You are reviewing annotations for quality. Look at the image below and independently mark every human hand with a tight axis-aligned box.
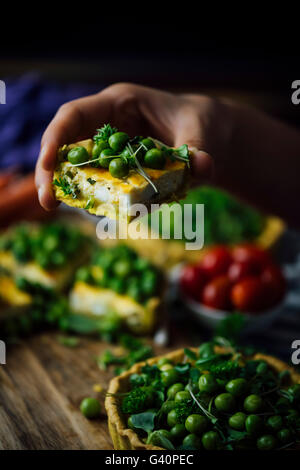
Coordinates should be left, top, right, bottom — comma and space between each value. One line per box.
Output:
35, 83, 233, 210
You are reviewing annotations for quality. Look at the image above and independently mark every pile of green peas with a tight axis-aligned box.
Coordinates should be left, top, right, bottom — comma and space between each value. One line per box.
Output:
125, 354, 300, 451
67, 133, 168, 179
1, 223, 87, 270
76, 244, 161, 303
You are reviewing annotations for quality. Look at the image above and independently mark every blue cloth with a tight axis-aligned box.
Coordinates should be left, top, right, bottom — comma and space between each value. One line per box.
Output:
0, 74, 101, 170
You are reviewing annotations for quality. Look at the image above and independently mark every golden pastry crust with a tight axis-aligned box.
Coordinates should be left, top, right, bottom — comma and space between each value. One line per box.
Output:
105, 348, 300, 450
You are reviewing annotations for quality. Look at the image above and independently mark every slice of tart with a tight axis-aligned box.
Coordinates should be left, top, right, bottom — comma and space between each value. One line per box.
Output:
69, 244, 163, 334
53, 125, 191, 222
0, 222, 91, 292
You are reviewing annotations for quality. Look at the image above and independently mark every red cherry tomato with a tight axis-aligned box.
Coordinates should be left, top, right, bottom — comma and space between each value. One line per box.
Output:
228, 261, 257, 284
231, 276, 267, 312
201, 246, 232, 278
261, 264, 286, 306
201, 275, 232, 310
231, 244, 270, 273
180, 264, 207, 299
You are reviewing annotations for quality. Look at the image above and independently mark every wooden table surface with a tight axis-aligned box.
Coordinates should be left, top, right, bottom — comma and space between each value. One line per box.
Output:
0, 332, 170, 450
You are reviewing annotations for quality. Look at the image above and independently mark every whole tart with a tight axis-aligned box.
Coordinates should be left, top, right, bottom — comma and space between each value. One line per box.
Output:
105, 348, 300, 450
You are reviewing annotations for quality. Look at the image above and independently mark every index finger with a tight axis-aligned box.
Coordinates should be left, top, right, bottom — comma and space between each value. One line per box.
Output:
38, 92, 112, 172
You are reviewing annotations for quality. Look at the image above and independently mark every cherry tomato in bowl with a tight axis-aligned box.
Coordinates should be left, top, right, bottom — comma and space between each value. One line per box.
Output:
261, 264, 286, 307
231, 276, 267, 312
228, 261, 258, 284
201, 246, 232, 278
180, 264, 207, 300
231, 244, 270, 273
201, 275, 232, 310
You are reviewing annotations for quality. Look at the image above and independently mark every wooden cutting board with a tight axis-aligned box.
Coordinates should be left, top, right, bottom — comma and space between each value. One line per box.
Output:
0, 332, 169, 450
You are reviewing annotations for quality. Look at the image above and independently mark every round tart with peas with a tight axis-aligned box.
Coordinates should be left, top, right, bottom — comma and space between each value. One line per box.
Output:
105, 343, 300, 450
53, 124, 191, 221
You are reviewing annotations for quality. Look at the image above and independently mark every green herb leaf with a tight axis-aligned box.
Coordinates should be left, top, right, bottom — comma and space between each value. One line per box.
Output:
87, 178, 96, 185
93, 124, 118, 143
53, 177, 79, 199
184, 348, 197, 361
131, 411, 156, 433
147, 431, 175, 450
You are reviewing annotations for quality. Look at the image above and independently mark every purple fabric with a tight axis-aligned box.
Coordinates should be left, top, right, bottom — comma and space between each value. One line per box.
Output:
0, 74, 101, 170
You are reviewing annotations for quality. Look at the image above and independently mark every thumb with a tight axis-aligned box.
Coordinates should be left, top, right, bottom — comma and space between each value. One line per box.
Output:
174, 125, 213, 183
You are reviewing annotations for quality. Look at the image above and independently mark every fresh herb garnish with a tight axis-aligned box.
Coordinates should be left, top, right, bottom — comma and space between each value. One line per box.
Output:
53, 177, 80, 199
87, 178, 96, 185
93, 123, 118, 144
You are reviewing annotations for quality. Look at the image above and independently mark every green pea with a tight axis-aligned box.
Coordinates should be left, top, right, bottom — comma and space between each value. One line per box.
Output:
80, 397, 101, 419
99, 148, 116, 168
68, 146, 89, 164
92, 140, 109, 158
214, 393, 235, 412
141, 138, 156, 151
108, 132, 129, 152
157, 357, 172, 367
244, 394, 263, 413
113, 259, 132, 278
144, 148, 166, 169
245, 414, 263, 435
161, 401, 176, 414
134, 257, 151, 272
277, 428, 292, 444
182, 433, 202, 449
167, 409, 178, 427
141, 270, 158, 296
225, 378, 247, 397
126, 283, 142, 303
170, 424, 186, 442
266, 415, 283, 432
167, 383, 184, 400
174, 391, 190, 403
228, 412, 246, 431
76, 267, 92, 283
160, 364, 173, 371
202, 431, 219, 450
185, 414, 208, 435
198, 374, 218, 394
109, 158, 129, 178
257, 435, 277, 451
161, 369, 179, 387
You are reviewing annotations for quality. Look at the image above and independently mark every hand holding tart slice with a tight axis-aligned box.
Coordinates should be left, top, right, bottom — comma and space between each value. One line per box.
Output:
53, 124, 191, 222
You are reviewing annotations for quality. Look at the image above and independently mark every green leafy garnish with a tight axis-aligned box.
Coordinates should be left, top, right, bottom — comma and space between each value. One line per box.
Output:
131, 411, 156, 433
87, 178, 96, 185
93, 123, 118, 144
53, 177, 80, 199
122, 387, 153, 414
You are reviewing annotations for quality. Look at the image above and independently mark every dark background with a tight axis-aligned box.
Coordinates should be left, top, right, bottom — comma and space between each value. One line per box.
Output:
1, 14, 300, 125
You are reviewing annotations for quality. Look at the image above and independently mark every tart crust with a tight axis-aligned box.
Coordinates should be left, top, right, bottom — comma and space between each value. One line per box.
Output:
105, 348, 300, 450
